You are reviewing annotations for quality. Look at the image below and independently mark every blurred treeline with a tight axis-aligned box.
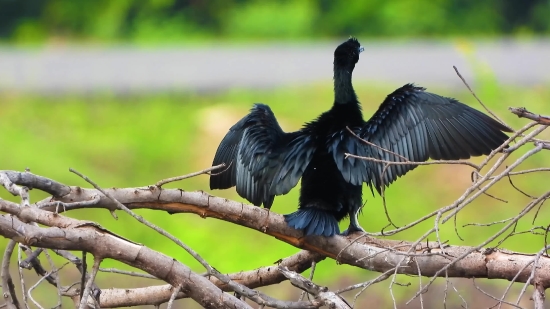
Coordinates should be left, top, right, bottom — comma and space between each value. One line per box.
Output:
1, 0, 550, 44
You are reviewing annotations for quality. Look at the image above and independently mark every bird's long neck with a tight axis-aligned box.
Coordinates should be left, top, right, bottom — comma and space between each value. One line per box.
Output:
333, 65, 358, 104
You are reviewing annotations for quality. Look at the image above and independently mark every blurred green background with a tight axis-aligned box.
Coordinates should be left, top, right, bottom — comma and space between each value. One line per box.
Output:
1, 1, 549, 308
1, 0, 550, 44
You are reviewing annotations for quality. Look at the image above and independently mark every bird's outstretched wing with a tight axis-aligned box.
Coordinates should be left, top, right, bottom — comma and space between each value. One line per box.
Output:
210, 104, 315, 208
335, 84, 512, 193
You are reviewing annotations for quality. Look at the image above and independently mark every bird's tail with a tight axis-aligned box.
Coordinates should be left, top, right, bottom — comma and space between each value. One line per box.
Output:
284, 208, 339, 237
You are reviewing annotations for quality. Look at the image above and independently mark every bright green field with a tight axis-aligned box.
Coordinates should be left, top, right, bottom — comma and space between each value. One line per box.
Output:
1, 81, 549, 307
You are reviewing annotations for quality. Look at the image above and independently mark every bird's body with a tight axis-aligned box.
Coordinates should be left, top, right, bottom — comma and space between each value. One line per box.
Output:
288, 101, 365, 236
210, 38, 511, 237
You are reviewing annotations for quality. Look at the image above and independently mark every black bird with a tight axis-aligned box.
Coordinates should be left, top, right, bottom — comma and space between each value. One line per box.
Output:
210, 37, 511, 237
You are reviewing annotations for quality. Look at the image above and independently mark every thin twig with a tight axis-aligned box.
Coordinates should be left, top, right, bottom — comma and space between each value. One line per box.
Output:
345, 153, 480, 169
477, 121, 537, 171
532, 198, 549, 225
501, 168, 550, 177
70, 168, 215, 272
298, 261, 316, 301
415, 259, 424, 309
448, 279, 468, 308
345, 127, 410, 162
28, 263, 69, 309
453, 208, 464, 241
349, 269, 394, 308
434, 211, 448, 256
410, 187, 550, 303
166, 284, 183, 309
502, 125, 548, 154
156, 164, 225, 187
1, 240, 20, 309
70, 168, 307, 309
77, 257, 101, 309
475, 184, 509, 203
19, 248, 44, 270
507, 172, 537, 199
497, 254, 536, 309
453, 66, 512, 130
443, 270, 449, 309
18, 246, 58, 288
515, 245, 550, 307
42, 250, 62, 308
472, 278, 522, 309
442, 143, 544, 224
50, 250, 100, 301
16, 246, 29, 309
379, 164, 398, 229
365, 207, 441, 237
509, 107, 550, 125
337, 268, 395, 294
463, 217, 514, 228
278, 267, 347, 308
37, 196, 100, 212
99, 267, 158, 279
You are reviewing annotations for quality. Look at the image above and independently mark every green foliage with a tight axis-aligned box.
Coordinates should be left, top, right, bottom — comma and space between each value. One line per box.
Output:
224, 1, 317, 39
1, 0, 550, 44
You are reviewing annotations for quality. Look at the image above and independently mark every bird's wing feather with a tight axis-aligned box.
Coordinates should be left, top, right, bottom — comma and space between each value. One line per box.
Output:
210, 104, 315, 208
336, 84, 511, 193
329, 128, 371, 186
209, 116, 246, 191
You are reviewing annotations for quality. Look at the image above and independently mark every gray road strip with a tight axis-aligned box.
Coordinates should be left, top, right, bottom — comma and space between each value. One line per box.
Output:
0, 39, 547, 93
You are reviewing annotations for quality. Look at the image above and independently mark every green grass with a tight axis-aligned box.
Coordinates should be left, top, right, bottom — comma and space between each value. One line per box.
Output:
1, 82, 549, 307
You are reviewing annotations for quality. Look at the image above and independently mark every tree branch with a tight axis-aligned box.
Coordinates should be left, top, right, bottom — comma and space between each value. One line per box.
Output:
2, 125, 550, 309
2, 171, 70, 198
1, 241, 20, 309
509, 107, 550, 125
0, 171, 548, 288
57, 250, 324, 307
0, 201, 251, 309
279, 267, 351, 309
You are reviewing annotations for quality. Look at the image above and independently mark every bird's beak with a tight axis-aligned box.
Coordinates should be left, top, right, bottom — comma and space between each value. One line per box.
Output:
359, 46, 365, 53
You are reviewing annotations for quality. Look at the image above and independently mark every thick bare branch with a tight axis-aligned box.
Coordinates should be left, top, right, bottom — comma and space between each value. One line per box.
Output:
61, 250, 323, 307
2, 150, 550, 309
2, 171, 71, 197
68, 168, 315, 309
1, 175, 546, 288
0, 201, 251, 309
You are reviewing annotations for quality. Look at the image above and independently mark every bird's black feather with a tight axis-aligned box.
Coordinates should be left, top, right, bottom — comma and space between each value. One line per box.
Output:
343, 84, 512, 193
210, 38, 511, 236
210, 103, 315, 208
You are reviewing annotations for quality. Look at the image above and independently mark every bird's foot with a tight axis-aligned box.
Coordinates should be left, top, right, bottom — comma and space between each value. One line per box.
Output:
342, 209, 366, 236
341, 224, 366, 236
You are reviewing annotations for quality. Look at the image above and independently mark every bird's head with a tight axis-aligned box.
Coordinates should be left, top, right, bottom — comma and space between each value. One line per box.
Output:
334, 37, 364, 68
